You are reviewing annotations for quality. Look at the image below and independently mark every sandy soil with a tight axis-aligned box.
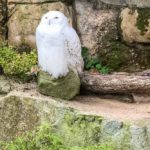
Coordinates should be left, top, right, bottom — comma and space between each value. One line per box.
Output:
67, 95, 150, 121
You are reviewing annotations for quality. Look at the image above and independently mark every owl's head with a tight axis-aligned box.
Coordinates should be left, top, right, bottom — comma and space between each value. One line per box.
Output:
41, 11, 68, 26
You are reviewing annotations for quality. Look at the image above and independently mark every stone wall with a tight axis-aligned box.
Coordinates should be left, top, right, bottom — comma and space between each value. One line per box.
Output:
99, 0, 150, 8
7, 0, 73, 48
0, 0, 150, 72
0, 0, 7, 42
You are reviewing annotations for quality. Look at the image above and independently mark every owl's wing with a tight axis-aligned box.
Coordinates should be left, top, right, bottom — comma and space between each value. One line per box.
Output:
63, 26, 84, 73
36, 26, 46, 69
36, 26, 44, 52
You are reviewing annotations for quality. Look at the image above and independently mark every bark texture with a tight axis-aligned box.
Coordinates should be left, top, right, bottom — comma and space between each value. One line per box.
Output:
80, 72, 150, 95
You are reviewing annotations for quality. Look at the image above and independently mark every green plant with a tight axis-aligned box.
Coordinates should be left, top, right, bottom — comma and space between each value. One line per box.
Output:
0, 124, 115, 150
70, 144, 115, 150
0, 124, 65, 150
0, 44, 38, 81
82, 47, 110, 74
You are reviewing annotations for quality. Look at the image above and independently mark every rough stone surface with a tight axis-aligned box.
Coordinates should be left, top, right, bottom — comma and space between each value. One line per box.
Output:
0, 94, 149, 149
130, 125, 150, 150
0, 96, 39, 141
8, 2, 73, 48
8, 0, 73, 5
0, 76, 11, 94
38, 70, 80, 100
95, 6, 150, 72
0, 0, 7, 42
99, 0, 150, 8
101, 120, 123, 136
120, 8, 150, 44
133, 94, 150, 103
75, 0, 118, 54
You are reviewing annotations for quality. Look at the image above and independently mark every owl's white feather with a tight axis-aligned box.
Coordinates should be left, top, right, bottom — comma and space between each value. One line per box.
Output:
63, 26, 84, 73
36, 11, 83, 78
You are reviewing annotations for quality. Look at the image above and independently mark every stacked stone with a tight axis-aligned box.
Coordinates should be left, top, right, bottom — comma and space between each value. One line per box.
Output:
75, 0, 150, 72
100, 0, 150, 8
0, 0, 7, 42
1, 0, 150, 72
7, 0, 73, 48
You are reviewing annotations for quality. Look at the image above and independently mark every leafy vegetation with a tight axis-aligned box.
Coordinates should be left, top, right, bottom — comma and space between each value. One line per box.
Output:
82, 47, 110, 74
0, 44, 38, 81
0, 124, 115, 150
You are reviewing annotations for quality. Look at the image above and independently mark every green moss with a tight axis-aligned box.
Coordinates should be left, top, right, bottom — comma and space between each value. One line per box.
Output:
0, 95, 149, 150
99, 42, 130, 71
115, 125, 131, 150
98, 19, 131, 71
38, 70, 80, 100
0, 123, 115, 150
55, 111, 103, 147
136, 8, 150, 35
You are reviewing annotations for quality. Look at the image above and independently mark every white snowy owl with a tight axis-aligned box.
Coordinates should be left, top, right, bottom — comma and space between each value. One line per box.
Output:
36, 11, 84, 78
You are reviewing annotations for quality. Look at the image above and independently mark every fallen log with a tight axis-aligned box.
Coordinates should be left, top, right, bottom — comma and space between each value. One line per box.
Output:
80, 72, 150, 95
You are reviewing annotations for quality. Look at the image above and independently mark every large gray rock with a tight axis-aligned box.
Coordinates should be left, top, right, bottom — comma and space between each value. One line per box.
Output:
0, 93, 149, 149
130, 125, 150, 150
75, 0, 118, 54
37, 70, 80, 100
0, 76, 11, 94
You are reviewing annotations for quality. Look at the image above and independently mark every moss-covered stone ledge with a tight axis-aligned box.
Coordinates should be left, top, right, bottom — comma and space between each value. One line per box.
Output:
0, 94, 149, 149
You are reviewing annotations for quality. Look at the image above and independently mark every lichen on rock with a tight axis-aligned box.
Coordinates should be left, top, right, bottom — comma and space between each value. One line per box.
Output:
120, 7, 150, 43
37, 70, 80, 100
0, 94, 149, 149
136, 8, 150, 35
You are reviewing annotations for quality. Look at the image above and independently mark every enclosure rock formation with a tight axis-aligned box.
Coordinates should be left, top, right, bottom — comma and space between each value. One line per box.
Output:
0, 0, 150, 71
99, 0, 150, 7
0, 91, 149, 149
75, 0, 118, 55
7, 0, 73, 48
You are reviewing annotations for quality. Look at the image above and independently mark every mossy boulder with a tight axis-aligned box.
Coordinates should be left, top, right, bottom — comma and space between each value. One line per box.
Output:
0, 94, 150, 149
37, 70, 80, 100
120, 7, 150, 44
97, 7, 150, 72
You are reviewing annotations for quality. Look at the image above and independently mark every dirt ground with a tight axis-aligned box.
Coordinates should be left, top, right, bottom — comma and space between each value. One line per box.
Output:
67, 95, 150, 121
7, 82, 150, 122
